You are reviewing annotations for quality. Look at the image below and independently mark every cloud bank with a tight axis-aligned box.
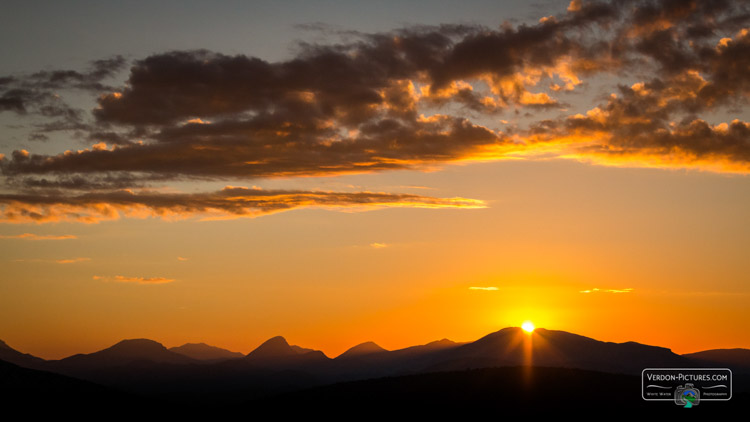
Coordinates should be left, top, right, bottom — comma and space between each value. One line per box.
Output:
1, 0, 748, 224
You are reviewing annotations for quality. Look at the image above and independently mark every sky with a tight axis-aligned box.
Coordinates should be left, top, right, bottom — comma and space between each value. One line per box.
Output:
1, 0, 749, 359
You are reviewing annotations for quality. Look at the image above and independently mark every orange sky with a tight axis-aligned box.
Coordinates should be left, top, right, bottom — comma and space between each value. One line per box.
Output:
1, 0, 749, 360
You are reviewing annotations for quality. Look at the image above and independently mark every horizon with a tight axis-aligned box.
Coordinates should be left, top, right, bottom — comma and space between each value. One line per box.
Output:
2, 324, 744, 360
1, 0, 749, 363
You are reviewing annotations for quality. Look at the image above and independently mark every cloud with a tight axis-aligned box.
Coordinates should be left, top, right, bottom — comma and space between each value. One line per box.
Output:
0, 186, 485, 224
13, 257, 90, 264
580, 288, 634, 294
469, 286, 499, 291
55, 257, 91, 264
523, 79, 750, 172
177, 256, 188, 261
0, 56, 127, 140
1, 113, 506, 180
370, 242, 388, 248
0, 233, 77, 240
95, 275, 175, 284
0, 0, 748, 215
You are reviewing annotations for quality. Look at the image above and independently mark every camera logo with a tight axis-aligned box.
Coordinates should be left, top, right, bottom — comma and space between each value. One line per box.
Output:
675, 383, 700, 408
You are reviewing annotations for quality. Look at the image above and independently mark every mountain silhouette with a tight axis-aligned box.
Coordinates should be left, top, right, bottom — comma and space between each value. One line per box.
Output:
337, 341, 387, 359
0, 339, 46, 370
290, 345, 316, 354
8, 327, 747, 407
683, 348, 750, 372
244, 336, 329, 363
425, 327, 689, 374
50, 338, 196, 377
245, 336, 298, 360
170, 343, 244, 361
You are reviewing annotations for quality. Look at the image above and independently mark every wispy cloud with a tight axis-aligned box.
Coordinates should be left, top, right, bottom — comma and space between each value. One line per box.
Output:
469, 286, 499, 291
580, 288, 634, 294
0, 233, 77, 240
370, 243, 388, 249
94, 275, 176, 284
14, 257, 90, 264
177, 256, 188, 261
0, 187, 485, 224
55, 257, 91, 264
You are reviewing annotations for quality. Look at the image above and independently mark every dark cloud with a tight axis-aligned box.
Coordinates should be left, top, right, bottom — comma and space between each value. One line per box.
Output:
9, 173, 150, 191
1, 0, 749, 223
2, 114, 504, 178
0, 56, 127, 137
26, 55, 127, 92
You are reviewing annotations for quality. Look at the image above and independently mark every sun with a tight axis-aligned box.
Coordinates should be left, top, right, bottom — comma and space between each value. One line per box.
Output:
522, 321, 535, 333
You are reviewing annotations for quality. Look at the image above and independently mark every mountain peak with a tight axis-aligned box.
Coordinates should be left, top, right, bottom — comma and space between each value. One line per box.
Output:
169, 343, 244, 361
0, 339, 10, 350
246, 336, 296, 360
57, 338, 193, 366
338, 341, 387, 359
108, 338, 168, 354
428, 338, 455, 346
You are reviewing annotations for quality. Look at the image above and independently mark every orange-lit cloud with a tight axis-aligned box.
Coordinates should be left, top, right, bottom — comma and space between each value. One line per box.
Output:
469, 286, 499, 291
1, 0, 748, 213
0, 187, 486, 224
580, 288, 634, 294
94, 275, 176, 284
14, 257, 90, 264
55, 257, 91, 264
0, 233, 77, 240
370, 243, 388, 249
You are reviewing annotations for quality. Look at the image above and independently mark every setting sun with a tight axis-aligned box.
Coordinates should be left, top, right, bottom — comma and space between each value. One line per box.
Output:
522, 321, 535, 333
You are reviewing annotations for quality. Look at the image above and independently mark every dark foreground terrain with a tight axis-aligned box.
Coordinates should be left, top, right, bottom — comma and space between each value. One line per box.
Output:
3, 359, 745, 416
257, 366, 747, 415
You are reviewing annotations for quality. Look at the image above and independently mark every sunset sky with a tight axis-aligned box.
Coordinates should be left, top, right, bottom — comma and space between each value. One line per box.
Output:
1, 0, 749, 360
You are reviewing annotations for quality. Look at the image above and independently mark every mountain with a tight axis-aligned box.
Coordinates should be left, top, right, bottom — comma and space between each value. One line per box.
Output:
336, 341, 387, 359
324, 338, 461, 382
18, 327, 744, 406
390, 338, 460, 356
51, 338, 196, 373
244, 336, 328, 363
683, 348, 750, 372
425, 327, 689, 375
0, 339, 46, 370
245, 336, 298, 360
170, 343, 244, 361
290, 345, 317, 354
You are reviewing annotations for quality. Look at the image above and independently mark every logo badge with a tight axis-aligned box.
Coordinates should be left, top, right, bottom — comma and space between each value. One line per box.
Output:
674, 383, 700, 408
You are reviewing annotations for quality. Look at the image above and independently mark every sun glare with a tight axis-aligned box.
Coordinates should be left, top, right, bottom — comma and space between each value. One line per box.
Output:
522, 321, 535, 333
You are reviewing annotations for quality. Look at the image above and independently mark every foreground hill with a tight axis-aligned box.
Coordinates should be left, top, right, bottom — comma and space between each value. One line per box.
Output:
12, 357, 745, 414
0, 358, 161, 414
256, 366, 748, 414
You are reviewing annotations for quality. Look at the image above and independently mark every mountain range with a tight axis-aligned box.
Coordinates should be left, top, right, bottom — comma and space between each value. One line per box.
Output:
1, 327, 747, 408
